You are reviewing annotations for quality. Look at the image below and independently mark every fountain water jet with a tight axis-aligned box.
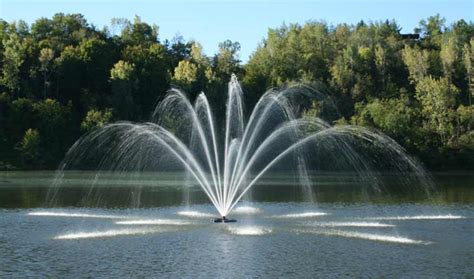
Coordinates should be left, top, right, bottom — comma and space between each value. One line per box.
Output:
48, 75, 433, 220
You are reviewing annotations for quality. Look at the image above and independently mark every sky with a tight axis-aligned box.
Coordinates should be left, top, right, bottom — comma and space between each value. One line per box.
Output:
0, 0, 472, 62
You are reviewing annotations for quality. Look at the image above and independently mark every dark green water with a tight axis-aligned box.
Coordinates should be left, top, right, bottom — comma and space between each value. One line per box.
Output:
0, 171, 473, 208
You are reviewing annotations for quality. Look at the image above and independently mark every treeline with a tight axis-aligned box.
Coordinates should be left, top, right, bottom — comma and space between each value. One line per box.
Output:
0, 14, 472, 170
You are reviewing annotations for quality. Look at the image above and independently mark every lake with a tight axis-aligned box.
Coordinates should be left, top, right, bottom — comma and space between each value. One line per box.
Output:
0, 171, 473, 277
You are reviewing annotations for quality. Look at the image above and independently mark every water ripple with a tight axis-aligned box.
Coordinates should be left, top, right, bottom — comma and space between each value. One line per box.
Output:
274, 212, 328, 218
54, 228, 160, 240
302, 229, 431, 245
116, 219, 192, 225
367, 215, 465, 221
227, 226, 272, 236
232, 206, 262, 214
177, 210, 215, 218
28, 211, 131, 219
312, 222, 395, 228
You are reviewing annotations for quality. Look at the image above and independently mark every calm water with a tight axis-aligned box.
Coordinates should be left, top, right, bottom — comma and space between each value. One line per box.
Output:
0, 171, 473, 278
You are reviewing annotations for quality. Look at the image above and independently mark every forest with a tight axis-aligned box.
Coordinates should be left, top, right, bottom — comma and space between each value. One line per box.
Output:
0, 13, 472, 170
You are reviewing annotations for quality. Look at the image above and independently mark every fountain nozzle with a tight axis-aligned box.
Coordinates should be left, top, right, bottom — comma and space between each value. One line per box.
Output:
213, 216, 236, 223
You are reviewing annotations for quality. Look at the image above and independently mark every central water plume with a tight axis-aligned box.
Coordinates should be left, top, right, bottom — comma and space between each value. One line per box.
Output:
49, 75, 433, 218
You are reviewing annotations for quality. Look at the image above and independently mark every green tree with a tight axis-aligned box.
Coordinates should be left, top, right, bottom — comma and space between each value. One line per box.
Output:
415, 76, 459, 144
457, 104, 473, 134
1, 33, 26, 94
38, 47, 54, 97
110, 60, 136, 119
80, 108, 113, 133
351, 95, 421, 150
55, 45, 84, 104
440, 35, 458, 82
78, 37, 116, 108
9, 98, 35, 142
416, 14, 446, 47
173, 60, 198, 87
121, 16, 158, 46
32, 98, 72, 166
18, 128, 41, 166
0, 13, 472, 170
330, 46, 357, 95
463, 38, 474, 105
214, 40, 241, 80
122, 42, 170, 119
402, 45, 430, 83
31, 13, 93, 52
190, 42, 207, 66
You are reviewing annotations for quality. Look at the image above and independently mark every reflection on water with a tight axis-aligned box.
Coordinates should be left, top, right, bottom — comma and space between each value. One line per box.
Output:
53, 228, 164, 240
177, 210, 214, 218
308, 221, 395, 227
226, 226, 272, 236
0, 171, 473, 208
274, 212, 328, 218
366, 215, 465, 220
1, 171, 472, 278
28, 211, 131, 219
0, 203, 472, 277
298, 229, 432, 245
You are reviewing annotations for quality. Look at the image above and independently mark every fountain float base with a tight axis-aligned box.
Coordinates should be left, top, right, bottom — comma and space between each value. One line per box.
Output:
213, 216, 237, 223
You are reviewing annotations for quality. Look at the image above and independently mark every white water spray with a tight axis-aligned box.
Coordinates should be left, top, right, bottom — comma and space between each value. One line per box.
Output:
49, 75, 433, 218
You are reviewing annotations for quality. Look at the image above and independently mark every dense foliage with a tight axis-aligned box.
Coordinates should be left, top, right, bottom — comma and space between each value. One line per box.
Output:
0, 14, 472, 170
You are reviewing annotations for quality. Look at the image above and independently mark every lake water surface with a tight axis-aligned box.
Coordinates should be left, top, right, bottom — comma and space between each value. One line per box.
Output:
0, 171, 473, 278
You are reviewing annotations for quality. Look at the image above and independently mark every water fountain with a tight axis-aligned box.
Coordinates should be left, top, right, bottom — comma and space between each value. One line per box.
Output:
47, 74, 433, 220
